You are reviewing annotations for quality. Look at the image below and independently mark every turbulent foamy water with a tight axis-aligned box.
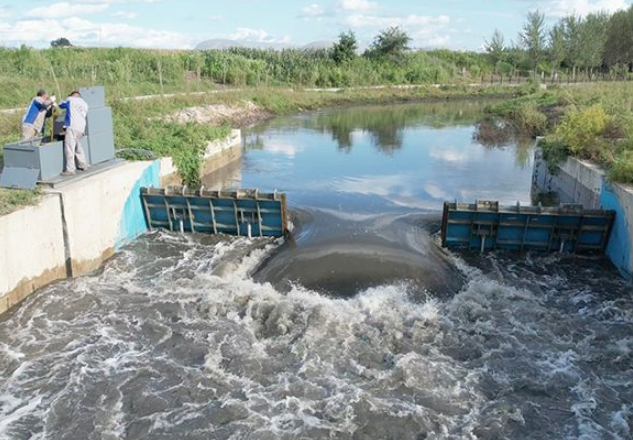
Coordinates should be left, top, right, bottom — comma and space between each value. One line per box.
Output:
0, 231, 631, 439
1, 101, 632, 439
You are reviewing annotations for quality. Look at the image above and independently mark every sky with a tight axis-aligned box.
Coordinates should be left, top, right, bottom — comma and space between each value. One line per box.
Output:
0, 0, 631, 51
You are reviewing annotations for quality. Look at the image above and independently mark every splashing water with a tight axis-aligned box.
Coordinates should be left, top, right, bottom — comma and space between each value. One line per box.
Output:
1, 102, 632, 439
0, 230, 631, 440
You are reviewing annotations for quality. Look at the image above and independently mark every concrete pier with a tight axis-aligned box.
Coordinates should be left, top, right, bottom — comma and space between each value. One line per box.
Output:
0, 130, 242, 315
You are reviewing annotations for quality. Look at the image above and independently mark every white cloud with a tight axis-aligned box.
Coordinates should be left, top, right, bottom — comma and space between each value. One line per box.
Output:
301, 4, 325, 18
25, 2, 110, 18
346, 14, 450, 28
0, 6, 12, 19
338, 0, 380, 12
0, 17, 191, 49
112, 11, 138, 19
344, 13, 451, 48
540, 0, 629, 17
80, 0, 161, 3
229, 27, 290, 43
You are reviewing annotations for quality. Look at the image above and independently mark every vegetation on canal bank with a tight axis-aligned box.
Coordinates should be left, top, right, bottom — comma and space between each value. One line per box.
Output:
486, 83, 633, 184
110, 84, 532, 186
0, 83, 527, 205
0, 85, 510, 216
0, 188, 41, 216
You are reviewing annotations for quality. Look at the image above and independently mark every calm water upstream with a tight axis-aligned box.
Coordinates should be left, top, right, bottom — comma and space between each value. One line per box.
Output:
1, 101, 632, 440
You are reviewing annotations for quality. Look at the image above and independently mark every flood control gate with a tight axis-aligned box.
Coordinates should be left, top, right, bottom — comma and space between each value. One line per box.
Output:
141, 187, 288, 237
441, 201, 615, 254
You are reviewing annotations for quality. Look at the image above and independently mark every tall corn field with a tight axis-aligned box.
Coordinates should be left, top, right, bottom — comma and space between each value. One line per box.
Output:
0, 46, 491, 107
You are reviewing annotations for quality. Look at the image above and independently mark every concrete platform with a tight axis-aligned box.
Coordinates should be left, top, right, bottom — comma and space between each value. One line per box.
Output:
39, 159, 125, 189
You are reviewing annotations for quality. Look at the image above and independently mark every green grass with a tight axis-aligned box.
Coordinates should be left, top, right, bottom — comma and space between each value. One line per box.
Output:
0, 188, 41, 216
610, 150, 633, 183
488, 83, 633, 184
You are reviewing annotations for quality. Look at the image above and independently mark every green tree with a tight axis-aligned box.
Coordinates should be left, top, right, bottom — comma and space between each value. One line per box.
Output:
484, 29, 506, 73
578, 13, 609, 75
604, 7, 633, 70
50, 37, 72, 48
519, 10, 547, 72
332, 30, 358, 65
548, 24, 566, 76
365, 27, 412, 60
505, 45, 530, 76
562, 15, 582, 78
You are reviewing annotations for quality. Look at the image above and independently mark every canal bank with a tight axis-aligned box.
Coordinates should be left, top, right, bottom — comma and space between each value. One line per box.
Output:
0, 130, 241, 315
533, 149, 633, 279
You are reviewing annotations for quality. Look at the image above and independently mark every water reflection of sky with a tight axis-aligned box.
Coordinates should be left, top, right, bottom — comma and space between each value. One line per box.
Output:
239, 102, 535, 213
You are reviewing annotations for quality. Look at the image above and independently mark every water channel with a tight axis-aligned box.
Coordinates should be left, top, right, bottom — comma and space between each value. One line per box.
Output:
0, 100, 631, 439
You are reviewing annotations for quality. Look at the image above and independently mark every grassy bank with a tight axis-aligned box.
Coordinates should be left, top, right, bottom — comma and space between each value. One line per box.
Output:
486, 82, 633, 184
0, 83, 532, 215
1, 83, 525, 163
112, 84, 529, 182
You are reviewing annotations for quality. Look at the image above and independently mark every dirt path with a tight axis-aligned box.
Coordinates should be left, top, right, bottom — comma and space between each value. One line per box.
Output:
162, 101, 273, 128
0, 83, 518, 115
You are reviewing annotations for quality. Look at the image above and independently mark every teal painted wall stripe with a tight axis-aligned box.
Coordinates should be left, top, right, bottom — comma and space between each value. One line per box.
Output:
117, 160, 160, 249
601, 182, 632, 280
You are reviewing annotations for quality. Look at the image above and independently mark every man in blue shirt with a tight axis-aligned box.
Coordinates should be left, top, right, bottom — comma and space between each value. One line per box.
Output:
59, 91, 89, 175
21, 89, 56, 140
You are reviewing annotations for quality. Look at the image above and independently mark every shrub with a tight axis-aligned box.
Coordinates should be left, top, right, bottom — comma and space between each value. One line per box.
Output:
540, 138, 570, 172
609, 150, 633, 183
112, 101, 231, 187
512, 101, 547, 136
554, 104, 609, 155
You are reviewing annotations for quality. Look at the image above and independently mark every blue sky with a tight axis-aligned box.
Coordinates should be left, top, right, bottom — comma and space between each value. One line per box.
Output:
0, 0, 630, 50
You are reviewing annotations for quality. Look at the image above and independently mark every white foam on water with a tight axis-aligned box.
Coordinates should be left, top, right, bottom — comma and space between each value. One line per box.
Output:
0, 396, 42, 439
0, 232, 631, 439
610, 405, 631, 440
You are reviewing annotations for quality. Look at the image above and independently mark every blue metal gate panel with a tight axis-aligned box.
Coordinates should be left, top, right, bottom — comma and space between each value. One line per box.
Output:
441, 201, 615, 254
141, 187, 288, 237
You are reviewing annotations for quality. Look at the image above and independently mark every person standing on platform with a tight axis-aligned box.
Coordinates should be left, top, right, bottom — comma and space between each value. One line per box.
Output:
21, 89, 56, 140
59, 91, 89, 175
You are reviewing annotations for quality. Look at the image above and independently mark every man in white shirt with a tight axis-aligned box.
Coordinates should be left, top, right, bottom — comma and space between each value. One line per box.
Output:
59, 91, 89, 175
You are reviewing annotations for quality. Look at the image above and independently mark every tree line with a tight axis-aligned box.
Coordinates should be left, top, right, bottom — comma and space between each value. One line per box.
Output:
485, 6, 633, 80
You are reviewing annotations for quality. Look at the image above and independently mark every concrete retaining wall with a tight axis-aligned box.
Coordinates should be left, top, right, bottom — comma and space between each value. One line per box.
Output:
0, 196, 66, 314
59, 161, 161, 276
0, 130, 242, 316
533, 150, 633, 280
532, 150, 603, 209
